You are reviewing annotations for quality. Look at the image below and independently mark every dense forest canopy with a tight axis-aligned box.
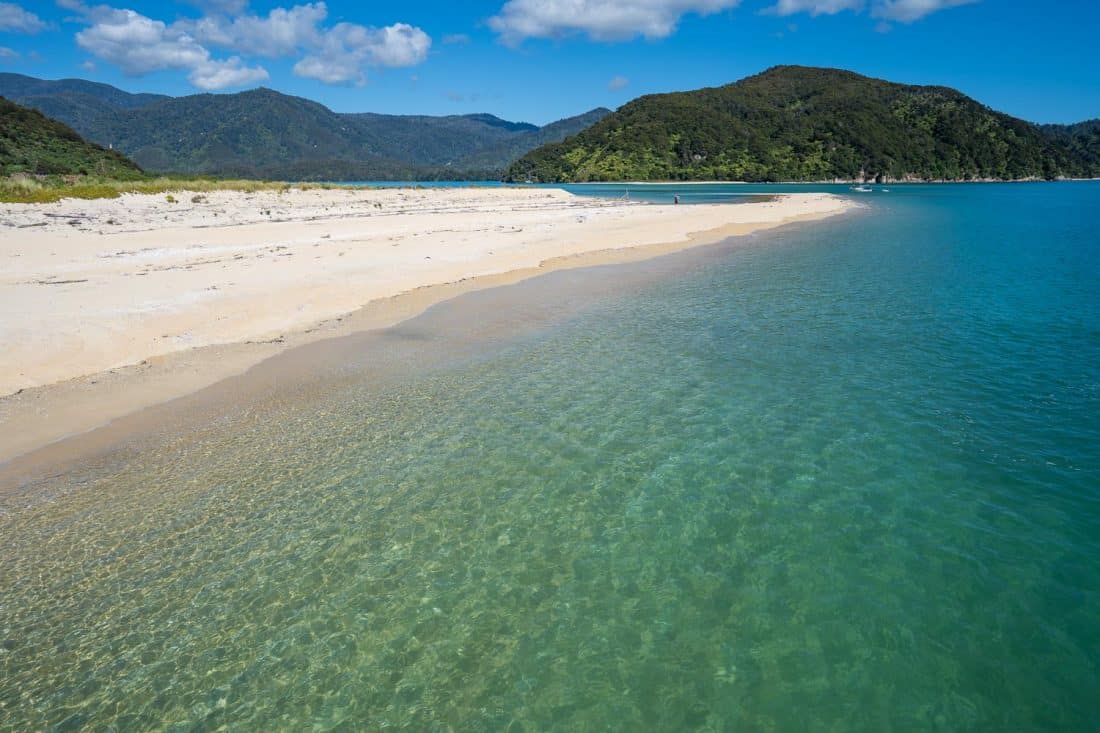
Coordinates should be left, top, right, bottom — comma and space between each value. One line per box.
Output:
505, 66, 1098, 183
0, 96, 142, 179
0, 74, 608, 180
1040, 119, 1100, 174
4, 67, 1096, 184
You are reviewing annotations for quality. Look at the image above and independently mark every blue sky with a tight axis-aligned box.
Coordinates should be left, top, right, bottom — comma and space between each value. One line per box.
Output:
1, 0, 1097, 125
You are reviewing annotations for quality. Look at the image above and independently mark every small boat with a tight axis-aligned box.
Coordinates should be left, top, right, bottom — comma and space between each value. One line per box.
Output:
850, 185, 872, 192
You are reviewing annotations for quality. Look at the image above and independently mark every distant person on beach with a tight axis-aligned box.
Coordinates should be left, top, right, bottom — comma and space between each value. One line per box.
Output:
674, 194, 680, 205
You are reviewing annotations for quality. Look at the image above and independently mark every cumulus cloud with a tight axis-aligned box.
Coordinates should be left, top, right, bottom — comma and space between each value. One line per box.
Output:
767, 0, 863, 16
187, 2, 430, 83
488, 0, 740, 45
189, 56, 270, 90
293, 22, 430, 85
186, 3, 326, 57
75, 7, 209, 73
62, 1, 430, 90
66, 3, 268, 89
0, 2, 48, 33
608, 75, 629, 90
872, 0, 976, 22
367, 23, 432, 66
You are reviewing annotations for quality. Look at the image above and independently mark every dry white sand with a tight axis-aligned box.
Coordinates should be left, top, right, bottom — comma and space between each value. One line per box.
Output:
0, 186, 853, 463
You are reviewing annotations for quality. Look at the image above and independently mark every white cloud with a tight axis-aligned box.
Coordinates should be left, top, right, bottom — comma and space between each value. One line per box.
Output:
365, 23, 432, 66
189, 56, 269, 89
293, 53, 358, 84
187, 3, 326, 57
767, 0, 863, 16
68, 4, 268, 89
61, 1, 430, 90
75, 8, 209, 73
293, 22, 431, 85
608, 75, 629, 90
872, 0, 976, 22
0, 45, 18, 58
488, 0, 740, 45
185, 2, 431, 85
0, 2, 47, 33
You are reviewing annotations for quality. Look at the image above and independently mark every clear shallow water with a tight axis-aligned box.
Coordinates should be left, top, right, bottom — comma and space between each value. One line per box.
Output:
558, 181, 861, 204
2, 183, 1099, 731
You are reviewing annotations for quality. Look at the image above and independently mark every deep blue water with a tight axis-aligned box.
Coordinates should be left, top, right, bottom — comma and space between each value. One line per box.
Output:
1, 183, 1098, 731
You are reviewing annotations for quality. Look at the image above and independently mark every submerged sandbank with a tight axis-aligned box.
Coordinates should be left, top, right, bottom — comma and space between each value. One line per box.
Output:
0, 188, 853, 467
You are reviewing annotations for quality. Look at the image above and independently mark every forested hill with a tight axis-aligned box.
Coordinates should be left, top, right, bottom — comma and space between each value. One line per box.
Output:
1040, 119, 1100, 174
0, 73, 609, 180
0, 96, 142, 178
504, 66, 1097, 183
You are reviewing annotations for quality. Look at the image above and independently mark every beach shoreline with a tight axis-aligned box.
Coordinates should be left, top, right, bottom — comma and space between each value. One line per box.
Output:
597, 178, 1092, 185
0, 187, 853, 470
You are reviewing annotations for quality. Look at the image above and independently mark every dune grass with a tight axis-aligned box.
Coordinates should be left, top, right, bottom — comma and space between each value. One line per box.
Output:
0, 174, 343, 204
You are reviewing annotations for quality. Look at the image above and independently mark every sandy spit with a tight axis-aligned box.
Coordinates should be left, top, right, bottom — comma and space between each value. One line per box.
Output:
0, 187, 853, 464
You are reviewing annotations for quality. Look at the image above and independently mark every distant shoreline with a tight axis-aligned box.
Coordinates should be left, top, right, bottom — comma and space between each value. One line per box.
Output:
531, 178, 1100, 186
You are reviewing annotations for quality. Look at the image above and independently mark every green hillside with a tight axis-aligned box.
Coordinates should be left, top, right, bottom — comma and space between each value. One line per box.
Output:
0, 96, 142, 178
1041, 119, 1100, 176
451, 108, 613, 170
0, 74, 609, 180
505, 66, 1092, 183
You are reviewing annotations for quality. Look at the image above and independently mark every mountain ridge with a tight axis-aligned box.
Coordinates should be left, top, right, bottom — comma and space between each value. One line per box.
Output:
0, 73, 610, 180
505, 65, 1097, 183
7, 68, 1096, 184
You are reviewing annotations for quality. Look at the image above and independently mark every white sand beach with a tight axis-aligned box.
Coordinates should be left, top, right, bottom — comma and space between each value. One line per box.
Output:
0, 186, 852, 462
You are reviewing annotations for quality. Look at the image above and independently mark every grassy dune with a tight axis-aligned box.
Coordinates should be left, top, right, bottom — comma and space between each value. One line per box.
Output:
0, 175, 344, 204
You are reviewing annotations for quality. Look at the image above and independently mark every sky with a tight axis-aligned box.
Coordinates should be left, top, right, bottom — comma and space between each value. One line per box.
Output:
1, 0, 1097, 126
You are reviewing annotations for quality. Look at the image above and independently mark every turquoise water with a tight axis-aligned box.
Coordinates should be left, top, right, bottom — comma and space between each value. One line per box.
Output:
559, 182, 861, 204
2, 183, 1099, 731
333, 179, 854, 204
